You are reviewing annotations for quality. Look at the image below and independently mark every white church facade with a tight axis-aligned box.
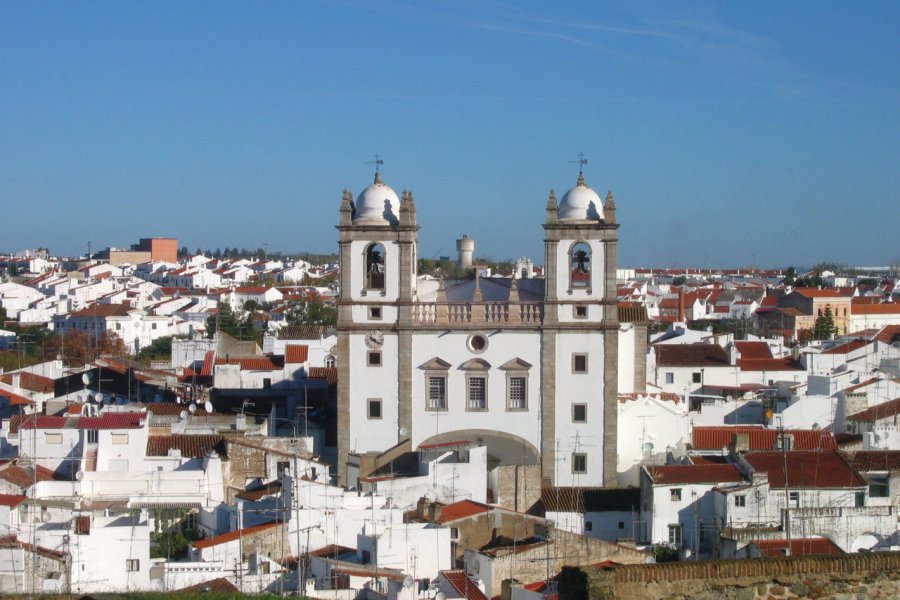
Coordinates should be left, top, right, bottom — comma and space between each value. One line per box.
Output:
335, 169, 623, 488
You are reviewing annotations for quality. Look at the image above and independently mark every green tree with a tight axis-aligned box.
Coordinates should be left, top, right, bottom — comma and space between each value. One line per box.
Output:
284, 294, 336, 326
813, 307, 838, 340
782, 267, 797, 286
206, 301, 244, 339
136, 335, 175, 363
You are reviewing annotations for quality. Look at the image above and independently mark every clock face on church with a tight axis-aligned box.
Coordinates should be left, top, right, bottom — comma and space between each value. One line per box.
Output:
364, 330, 384, 349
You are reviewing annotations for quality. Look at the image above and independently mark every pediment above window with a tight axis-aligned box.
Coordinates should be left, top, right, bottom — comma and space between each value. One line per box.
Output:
419, 357, 451, 370
459, 358, 491, 371
499, 357, 533, 371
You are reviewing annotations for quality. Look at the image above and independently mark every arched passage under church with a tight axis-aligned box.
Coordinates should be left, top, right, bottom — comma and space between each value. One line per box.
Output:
417, 429, 540, 471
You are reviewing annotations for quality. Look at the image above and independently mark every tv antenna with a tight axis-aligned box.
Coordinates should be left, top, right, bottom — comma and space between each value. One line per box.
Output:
366, 154, 384, 173
570, 152, 588, 175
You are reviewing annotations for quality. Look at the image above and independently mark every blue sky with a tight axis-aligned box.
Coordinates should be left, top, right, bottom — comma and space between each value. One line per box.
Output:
1, 1, 898, 268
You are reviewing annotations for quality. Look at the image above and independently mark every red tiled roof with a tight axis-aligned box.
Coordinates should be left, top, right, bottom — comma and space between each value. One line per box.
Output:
0, 494, 26, 508
437, 500, 492, 523
192, 521, 282, 549
738, 357, 804, 371
751, 537, 844, 557
823, 339, 871, 355
645, 464, 744, 485
68, 303, 134, 318
793, 288, 851, 299
846, 397, 900, 422
655, 344, 730, 367
874, 325, 900, 344
285, 345, 309, 364
200, 350, 216, 377
848, 450, 900, 472
853, 303, 900, 315
733, 341, 772, 360
175, 577, 240, 594
0, 390, 34, 406
215, 357, 280, 371
0, 463, 58, 489
19, 413, 144, 430
744, 451, 865, 489
74, 516, 90, 535
0, 371, 55, 394
147, 435, 227, 458
308, 367, 337, 385
439, 570, 490, 600
691, 426, 837, 451
844, 377, 880, 393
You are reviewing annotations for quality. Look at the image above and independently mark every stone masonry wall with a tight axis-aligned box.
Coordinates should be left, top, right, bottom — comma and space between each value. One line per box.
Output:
564, 552, 900, 600
493, 463, 542, 512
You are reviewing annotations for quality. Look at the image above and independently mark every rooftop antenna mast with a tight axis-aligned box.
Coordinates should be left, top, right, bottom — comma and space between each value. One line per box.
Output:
570, 152, 588, 175
366, 154, 384, 174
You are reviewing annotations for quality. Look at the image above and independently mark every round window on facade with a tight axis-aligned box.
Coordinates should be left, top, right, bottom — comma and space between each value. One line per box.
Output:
467, 333, 488, 353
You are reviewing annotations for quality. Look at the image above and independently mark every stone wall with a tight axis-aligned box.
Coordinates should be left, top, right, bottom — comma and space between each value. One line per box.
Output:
563, 552, 900, 600
493, 463, 542, 512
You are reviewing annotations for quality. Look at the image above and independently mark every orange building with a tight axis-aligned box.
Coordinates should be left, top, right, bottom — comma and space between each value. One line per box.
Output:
137, 238, 178, 263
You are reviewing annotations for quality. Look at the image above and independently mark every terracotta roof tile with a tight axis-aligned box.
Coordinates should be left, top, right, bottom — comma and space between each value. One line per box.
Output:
440, 570, 490, 600
744, 451, 865, 489
175, 577, 240, 593
147, 434, 227, 458
823, 339, 871, 355
0, 494, 26, 507
692, 426, 837, 451
308, 367, 337, 385
852, 303, 900, 315
751, 537, 844, 557
192, 520, 282, 549
655, 344, 730, 368
848, 450, 900, 472
437, 500, 492, 523
738, 357, 804, 371
68, 303, 134, 318
733, 341, 773, 360
646, 464, 744, 485
285, 345, 309, 364
846, 397, 900, 422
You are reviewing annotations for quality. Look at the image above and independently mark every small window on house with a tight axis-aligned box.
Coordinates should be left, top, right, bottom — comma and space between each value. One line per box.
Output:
618, 521, 625, 530
572, 354, 588, 373
125, 559, 140, 572
324, 354, 336, 368
665, 372, 674, 384
788, 491, 799, 507
367, 351, 382, 366
151, 323, 157, 330
668, 524, 682, 545
368, 399, 382, 419
111, 433, 129, 445
45, 433, 63, 445
115, 323, 121, 331
855, 492, 866, 508
735, 495, 746, 507
692, 372, 702, 383
572, 404, 587, 423
277, 461, 290, 480
361, 550, 372, 564
572, 452, 587, 474
263, 378, 272, 389
87, 430, 98, 444
670, 488, 682, 501
368, 306, 382, 320
467, 334, 488, 353
585, 521, 593, 532
574, 305, 588, 318
869, 476, 889, 498
450, 527, 459, 540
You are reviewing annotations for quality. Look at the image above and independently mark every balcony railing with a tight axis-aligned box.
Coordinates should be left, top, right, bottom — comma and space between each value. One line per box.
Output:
413, 302, 543, 325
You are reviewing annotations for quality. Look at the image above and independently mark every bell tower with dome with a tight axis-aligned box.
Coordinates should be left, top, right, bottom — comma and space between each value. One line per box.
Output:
541, 168, 619, 484
336, 168, 419, 484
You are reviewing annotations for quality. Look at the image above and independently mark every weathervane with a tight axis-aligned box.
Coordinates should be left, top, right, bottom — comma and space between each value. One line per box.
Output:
570, 152, 588, 175
366, 154, 384, 173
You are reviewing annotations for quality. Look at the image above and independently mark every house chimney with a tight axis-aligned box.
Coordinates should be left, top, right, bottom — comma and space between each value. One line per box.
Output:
728, 343, 741, 366
678, 288, 686, 322
731, 432, 750, 454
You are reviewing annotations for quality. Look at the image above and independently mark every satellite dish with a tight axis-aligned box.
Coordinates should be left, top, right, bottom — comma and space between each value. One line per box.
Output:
94, 393, 105, 405
82, 496, 92, 506
188, 403, 197, 414
402, 576, 414, 590
179, 410, 189, 420
204, 401, 213, 413
81, 374, 91, 385
642, 442, 655, 452
41, 511, 52, 523
399, 427, 408, 437
75, 471, 84, 481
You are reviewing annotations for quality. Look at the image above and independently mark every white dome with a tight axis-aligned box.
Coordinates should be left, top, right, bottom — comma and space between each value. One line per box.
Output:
558, 173, 603, 221
354, 172, 400, 225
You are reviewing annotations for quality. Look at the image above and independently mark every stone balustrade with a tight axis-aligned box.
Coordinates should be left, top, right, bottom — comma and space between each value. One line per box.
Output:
412, 302, 543, 325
